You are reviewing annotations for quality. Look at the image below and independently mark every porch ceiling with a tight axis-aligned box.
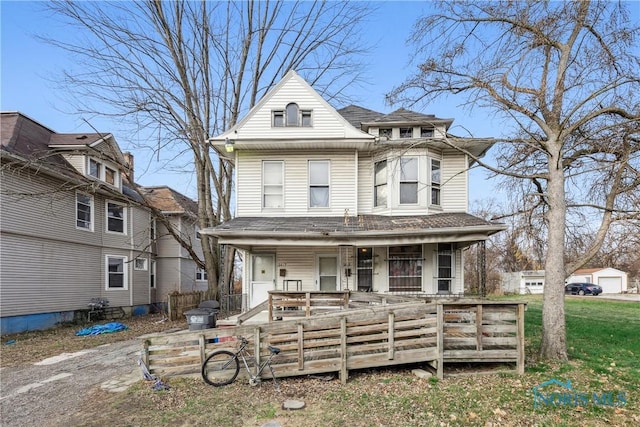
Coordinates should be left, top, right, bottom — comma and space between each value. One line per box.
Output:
203, 213, 506, 250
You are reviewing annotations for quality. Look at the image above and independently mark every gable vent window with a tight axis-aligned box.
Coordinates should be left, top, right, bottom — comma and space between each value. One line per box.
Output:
273, 103, 312, 127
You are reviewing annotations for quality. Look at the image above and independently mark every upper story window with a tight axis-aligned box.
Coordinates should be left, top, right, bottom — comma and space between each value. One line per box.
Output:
309, 160, 330, 208
374, 160, 387, 208
421, 127, 434, 138
76, 192, 94, 231
431, 159, 441, 206
106, 201, 127, 234
195, 225, 201, 240
399, 156, 418, 204
88, 159, 100, 178
379, 128, 392, 138
196, 267, 208, 281
273, 103, 312, 127
399, 127, 413, 138
87, 157, 120, 188
134, 258, 148, 271
263, 161, 284, 209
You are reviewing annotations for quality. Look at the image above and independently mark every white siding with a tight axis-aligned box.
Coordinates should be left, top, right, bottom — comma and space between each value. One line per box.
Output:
234, 74, 363, 140
357, 153, 374, 214
441, 149, 468, 212
236, 150, 358, 216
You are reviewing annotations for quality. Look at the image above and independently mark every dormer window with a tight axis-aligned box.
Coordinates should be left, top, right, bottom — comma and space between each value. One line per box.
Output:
88, 159, 100, 178
86, 157, 120, 188
399, 127, 413, 138
105, 166, 116, 185
273, 103, 312, 127
421, 127, 434, 138
379, 128, 392, 138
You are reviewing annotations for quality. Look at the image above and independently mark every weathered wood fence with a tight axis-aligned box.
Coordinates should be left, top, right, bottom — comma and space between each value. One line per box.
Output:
167, 290, 216, 321
143, 293, 525, 382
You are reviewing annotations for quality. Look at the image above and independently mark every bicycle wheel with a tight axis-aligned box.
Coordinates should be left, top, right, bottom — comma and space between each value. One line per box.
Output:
202, 350, 240, 386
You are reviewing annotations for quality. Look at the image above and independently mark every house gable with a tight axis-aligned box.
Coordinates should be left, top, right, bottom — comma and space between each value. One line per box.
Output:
210, 70, 374, 153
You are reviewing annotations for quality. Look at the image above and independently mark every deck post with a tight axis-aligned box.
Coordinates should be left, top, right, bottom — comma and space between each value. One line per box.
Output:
517, 303, 525, 374
476, 304, 483, 351
268, 293, 273, 322
254, 328, 261, 367
305, 292, 311, 317
340, 317, 348, 384
388, 312, 395, 360
198, 334, 206, 363
297, 323, 304, 370
436, 303, 444, 379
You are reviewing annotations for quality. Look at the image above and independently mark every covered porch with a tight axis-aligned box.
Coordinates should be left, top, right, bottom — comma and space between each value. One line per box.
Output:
204, 213, 506, 309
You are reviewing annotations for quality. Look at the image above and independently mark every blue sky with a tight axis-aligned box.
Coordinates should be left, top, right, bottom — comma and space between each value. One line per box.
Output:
1, 1, 502, 202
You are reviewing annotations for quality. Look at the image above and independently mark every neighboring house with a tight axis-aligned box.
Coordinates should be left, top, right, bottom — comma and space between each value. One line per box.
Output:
502, 267, 629, 294
567, 268, 628, 294
206, 70, 506, 308
139, 186, 207, 301
0, 112, 201, 334
501, 270, 546, 295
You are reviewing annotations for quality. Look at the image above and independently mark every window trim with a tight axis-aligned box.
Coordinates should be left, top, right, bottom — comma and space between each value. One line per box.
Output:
196, 267, 208, 282
106, 200, 127, 234
105, 255, 128, 290
399, 156, 419, 205
388, 245, 423, 293
399, 127, 413, 138
430, 158, 441, 206
421, 127, 435, 138
262, 160, 284, 209
309, 160, 330, 208
374, 160, 387, 208
76, 192, 94, 231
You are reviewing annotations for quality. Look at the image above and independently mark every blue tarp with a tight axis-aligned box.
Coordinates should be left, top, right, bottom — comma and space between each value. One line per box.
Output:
75, 322, 128, 336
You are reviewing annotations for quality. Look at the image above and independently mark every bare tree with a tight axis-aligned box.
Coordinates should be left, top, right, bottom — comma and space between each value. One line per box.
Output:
44, 0, 373, 301
388, 1, 640, 361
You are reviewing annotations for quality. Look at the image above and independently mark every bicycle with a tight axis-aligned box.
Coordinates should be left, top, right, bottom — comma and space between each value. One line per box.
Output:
201, 336, 281, 390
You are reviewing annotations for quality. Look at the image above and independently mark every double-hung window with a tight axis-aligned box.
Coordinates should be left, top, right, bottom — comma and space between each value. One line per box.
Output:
76, 192, 93, 231
399, 156, 418, 204
309, 160, 330, 208
263, 161, 284, 209
431, 159, 441, 206
374, 160, 387, 208
88, 159, 100, 178
107, 201, 126, 234
106, 255, 127, 289
388, 245, 422, 292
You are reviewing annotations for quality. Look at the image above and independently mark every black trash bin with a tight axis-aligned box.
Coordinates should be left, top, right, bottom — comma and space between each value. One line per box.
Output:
185, 307, 216, 330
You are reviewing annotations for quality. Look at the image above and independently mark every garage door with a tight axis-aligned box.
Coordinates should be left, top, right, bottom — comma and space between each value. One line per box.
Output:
598, 277, 622, 294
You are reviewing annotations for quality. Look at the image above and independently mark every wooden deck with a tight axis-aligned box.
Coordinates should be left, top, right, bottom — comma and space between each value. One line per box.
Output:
142, 292, 526, 383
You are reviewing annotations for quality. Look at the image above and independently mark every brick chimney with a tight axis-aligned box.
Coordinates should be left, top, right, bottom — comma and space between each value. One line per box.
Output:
123, 152, 134, 183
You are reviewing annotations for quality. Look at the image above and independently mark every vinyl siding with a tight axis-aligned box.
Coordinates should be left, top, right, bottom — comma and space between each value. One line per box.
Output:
0, 167, 153, 316
236, 150, 358, 216
237, 78, 357, 140
441, 149, 468, 212
357, 153, 374, 214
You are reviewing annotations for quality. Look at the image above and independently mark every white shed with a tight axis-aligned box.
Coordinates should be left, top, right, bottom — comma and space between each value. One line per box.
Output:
566, 268, 628, 294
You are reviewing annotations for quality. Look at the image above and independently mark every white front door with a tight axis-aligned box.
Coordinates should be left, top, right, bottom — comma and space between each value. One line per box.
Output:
250, 254, 275, 307
318, 255, 339, 291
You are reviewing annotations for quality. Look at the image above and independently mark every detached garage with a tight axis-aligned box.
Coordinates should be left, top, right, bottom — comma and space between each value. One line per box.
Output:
567, 268, 628, 294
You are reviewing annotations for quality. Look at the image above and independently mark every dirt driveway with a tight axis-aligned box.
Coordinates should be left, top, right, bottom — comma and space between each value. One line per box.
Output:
0, 338, 143, 426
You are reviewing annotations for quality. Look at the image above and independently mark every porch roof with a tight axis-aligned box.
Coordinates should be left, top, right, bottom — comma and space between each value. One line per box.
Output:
203, 213, 506, 249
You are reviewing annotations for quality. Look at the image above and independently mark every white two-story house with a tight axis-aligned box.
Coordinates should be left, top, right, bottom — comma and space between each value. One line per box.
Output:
207, 71, 506, 308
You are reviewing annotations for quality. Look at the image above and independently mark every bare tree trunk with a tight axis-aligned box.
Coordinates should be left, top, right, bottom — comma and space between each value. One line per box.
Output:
540, 142, 568, 361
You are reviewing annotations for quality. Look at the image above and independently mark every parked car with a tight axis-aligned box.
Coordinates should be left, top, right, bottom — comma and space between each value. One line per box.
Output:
565, 283, 603, 296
